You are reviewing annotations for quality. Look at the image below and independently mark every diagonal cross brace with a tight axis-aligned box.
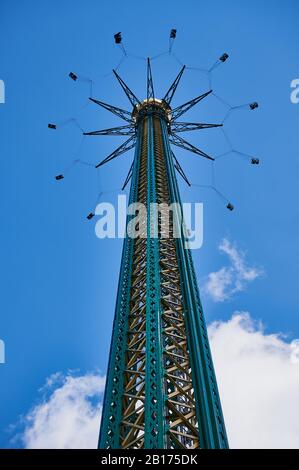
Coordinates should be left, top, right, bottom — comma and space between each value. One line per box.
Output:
121, 161, 134, 190
147, 58, 155, 101
113, 69, 141, 108
172, 151, 191, 186
171, 121, 222, 133
162, 65, 186, 106
84, 125, 135, 136
169, 133, 214, 161
171, 90, 212, 121
95, 135, 136, 168
89, 97, 132, 123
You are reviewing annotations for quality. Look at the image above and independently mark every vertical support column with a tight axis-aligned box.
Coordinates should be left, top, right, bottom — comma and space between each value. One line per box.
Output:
98, 128, 142, 449
144, 115, 166, 448
160, 117, 229, 449
153, 115, 201, 449
120, 119, 148, 449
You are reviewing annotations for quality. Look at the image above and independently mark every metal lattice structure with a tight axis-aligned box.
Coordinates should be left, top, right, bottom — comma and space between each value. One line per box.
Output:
50, 29, 260, 450
93, 60, 229, 449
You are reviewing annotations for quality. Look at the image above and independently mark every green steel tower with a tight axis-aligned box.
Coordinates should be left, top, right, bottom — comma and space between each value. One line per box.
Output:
52, 32, 259, 450
85, 58, 229, 450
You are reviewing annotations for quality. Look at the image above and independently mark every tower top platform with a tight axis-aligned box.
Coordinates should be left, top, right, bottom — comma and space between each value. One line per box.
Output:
132, 98, 172, 123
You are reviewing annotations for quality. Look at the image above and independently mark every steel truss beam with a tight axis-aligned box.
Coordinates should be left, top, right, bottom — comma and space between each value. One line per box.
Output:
98, 128, 142, 448
171, 90, 212, 121
96, 59, 228, 450
99, 113, 228, 450
169, 133, 214, 161
172, 151, 191, 186
122, 161, 134, 190
147, 58, 155, 101
171, 121, 222, 133
95, 135, 136, 168
84, 124, 135, 136
89, 97, 132, 122
160, 117, 228, 449
163, 65, 186, 106
113, 69, 141, 108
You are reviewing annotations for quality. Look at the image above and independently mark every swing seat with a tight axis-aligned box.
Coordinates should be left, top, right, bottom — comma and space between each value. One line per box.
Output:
220, 53, 229, 62
69, 72, 77, 81
114, 32, 122, 44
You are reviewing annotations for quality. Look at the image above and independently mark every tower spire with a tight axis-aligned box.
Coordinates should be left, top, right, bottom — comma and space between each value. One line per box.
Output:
147, 58, 155, 101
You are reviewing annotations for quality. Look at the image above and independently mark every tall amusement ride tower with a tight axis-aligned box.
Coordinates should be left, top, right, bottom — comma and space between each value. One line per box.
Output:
51, 29, 259, 450
88, 56, 229, 450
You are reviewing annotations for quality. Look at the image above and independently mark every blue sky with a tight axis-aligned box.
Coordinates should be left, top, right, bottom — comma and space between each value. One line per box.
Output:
0, 0, 299, 448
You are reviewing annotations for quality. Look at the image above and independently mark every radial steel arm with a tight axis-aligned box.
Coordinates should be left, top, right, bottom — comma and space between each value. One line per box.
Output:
147, 58, 155, 101
169, 133, 214, 161
84, 125, 135, 136
162, 65, 185, 106
172, 151, 191, 186
171, 121, 222, 133
171, 90, 212, 121
95, 135, 136, 168
113, 69, 141, 108
121, 161, 134, 190
89, 97, 132, 123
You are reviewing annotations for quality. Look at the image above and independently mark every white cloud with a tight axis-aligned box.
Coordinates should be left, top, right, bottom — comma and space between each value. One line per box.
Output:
203, 238, 263, 302
20, 372, 105, 449
209, 313, 299, 449
16, 313, 299, 449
